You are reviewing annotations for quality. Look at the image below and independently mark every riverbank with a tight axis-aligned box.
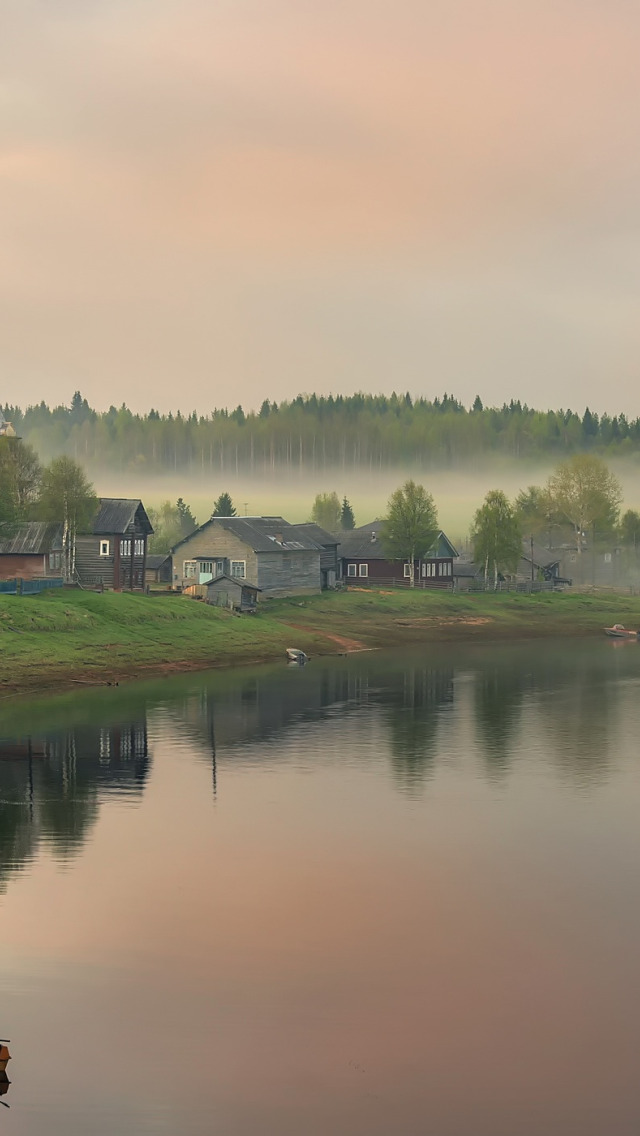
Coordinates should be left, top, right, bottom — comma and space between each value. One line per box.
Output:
1, 587, 640, 698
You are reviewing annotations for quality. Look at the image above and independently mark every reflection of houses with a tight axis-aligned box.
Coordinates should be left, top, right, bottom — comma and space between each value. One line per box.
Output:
76, 499, 153, 590
171, 516, 323, 596
338, 521, 458, 587
0, 717, 151, 891
0, 522, 63, 581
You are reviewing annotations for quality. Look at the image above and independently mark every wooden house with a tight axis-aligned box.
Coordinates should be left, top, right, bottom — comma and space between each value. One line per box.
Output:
75, 499, 153, 590
171, 516, 322, 596
0, 522, 63, 580
291, 522, 339, 589
146, 553, 172, 585
338, 520, 458, 587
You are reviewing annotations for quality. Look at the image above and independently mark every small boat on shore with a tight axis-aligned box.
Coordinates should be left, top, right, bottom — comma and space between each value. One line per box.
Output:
286, 648, 308, 664
0, 1043, 10, 1075
604, 624, 639, 639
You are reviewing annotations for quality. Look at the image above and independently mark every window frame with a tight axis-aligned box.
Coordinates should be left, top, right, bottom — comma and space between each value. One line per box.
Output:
99, 539, 110, 557
403, 562, 412, 578
358, 563, 368, 577
230, 560, 246, 579
183, 560, 197, 579
347, 563, 357, 577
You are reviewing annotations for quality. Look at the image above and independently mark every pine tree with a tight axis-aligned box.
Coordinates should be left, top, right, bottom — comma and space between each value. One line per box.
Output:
211, 492, 237, 517
340, 497, 355, 530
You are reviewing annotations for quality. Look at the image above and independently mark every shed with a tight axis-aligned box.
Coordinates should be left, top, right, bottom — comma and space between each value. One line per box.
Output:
0, 522, 63, 580
204, 574, 261, 611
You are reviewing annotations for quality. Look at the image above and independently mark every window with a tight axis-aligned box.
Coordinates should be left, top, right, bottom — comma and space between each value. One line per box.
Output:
200, 561, 214, 575
122, 538, 145, 557
99, 540, 110, 557
359, 563, 368, 577
49, 552, 61, 570
183, 560, 197, 578
230, 560, 246, 578
403, 563, 412, 578
347, 563, 357, 577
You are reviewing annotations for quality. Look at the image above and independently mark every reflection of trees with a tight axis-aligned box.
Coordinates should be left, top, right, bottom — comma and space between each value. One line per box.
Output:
383, 667, 454, 794
0, 720, 150, 891
473, 666, 527, 779
540, 659, 618, 787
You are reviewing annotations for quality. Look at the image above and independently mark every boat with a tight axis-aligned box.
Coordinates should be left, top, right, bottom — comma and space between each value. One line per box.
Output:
604, 624, 639, 639
0, 1043, 10, 1075
285, 648, 308, 663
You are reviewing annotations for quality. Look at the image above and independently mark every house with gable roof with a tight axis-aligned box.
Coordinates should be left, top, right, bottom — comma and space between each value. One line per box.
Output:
75, 498, 154, 590
170, 516, 323, 596
338, 520, 458, 587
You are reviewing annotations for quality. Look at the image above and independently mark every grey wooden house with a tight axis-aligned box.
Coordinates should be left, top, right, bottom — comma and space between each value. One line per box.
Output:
291, 523, 339, 589
75, 499, 154, 590
171, 516, 322, 596
0, 522, 63, 580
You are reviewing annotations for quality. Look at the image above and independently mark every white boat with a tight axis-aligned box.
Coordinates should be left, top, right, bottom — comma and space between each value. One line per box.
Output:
604, 624, 639, 639
285, 648, 308, 663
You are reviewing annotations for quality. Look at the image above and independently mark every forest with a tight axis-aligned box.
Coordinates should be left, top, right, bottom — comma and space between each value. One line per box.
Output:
2, 392, 639, 474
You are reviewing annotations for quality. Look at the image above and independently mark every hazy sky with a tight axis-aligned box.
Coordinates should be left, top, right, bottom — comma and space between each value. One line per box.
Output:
2, 0, 639, 415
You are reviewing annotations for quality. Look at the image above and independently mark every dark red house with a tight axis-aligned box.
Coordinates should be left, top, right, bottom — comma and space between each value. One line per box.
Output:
0, 522, 63, 581
338, 520, 458, 587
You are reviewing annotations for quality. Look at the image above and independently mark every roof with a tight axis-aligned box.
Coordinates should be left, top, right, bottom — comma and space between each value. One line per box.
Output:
205, 573, 261, 591
521, 539, 560, 569
338, 520, 459, 560
92, 498, 153, 536
0, 521, 63, 556
292, 522, 339, 548
453, 560, 480, 578
172, 516, 322, 555
146, 553, 171, 570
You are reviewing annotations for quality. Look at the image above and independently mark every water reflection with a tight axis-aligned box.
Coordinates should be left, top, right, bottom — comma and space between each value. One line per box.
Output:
382, 666, 453, 792
0, 719, 150, 891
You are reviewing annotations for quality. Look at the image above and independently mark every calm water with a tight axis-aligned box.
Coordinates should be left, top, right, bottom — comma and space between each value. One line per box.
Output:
1, 640, 640, 1135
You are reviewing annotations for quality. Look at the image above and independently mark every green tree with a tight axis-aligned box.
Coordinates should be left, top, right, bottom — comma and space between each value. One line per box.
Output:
340, 496, 355, 530
176, 498, 197, 538
311, 492, 341, 532
546, 454, 622, 552
381, 480, 439, 586
211, 491, 237, 517
38, 457, 97, 580
147, 501, 184, 554
473, 490, 522, 588
0, 437, 42, 523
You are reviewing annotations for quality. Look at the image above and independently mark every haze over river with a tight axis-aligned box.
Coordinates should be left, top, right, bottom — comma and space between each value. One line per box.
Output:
1, 640, 639, 1135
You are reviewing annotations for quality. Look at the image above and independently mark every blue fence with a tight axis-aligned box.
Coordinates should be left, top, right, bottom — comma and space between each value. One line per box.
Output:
0, 577, 64, 595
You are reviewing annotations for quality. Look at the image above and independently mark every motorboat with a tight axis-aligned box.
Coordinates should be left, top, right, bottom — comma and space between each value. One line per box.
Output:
604, 624, 639, 639
285, 648, 308, 664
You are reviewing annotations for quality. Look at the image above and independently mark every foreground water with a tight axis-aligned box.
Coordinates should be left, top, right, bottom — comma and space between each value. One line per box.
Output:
0, 639, 639, 1135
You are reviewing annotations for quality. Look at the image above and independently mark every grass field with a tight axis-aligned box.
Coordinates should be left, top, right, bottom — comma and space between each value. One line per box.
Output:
1, 586, 640, 698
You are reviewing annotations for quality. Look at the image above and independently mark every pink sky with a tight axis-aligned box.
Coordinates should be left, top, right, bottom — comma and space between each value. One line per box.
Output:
2, 0, 639, 414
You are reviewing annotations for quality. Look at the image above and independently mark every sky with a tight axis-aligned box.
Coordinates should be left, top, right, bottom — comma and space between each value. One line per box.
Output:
2, 0, 640, 416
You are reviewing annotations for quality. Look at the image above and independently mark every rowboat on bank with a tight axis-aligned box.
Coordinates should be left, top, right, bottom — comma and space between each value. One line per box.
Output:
604, 624, 639, 639
286, 648, 308, 664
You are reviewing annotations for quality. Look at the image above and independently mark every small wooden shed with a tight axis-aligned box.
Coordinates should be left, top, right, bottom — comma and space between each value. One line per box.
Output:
204, 574, 261, 612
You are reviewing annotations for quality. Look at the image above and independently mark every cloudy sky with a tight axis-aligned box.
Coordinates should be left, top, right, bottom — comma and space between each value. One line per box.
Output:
2, 0, 639, 414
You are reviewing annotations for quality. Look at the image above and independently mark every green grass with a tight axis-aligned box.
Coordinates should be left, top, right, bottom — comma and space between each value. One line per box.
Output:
1, 586, 639, 697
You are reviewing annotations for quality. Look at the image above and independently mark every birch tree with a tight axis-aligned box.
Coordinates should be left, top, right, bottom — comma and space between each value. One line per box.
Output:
473, 490, 522, 588
38, 457, 97, 581
381, 480, 438, 586
546, 454, 622, 552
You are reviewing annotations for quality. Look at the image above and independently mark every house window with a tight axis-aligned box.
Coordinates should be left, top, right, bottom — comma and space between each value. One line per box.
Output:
230, 560, 246, 578
49, 552, 61, 570
403, 563, 412, 578
347, 563, 357, 577
359, 563, 368, 577
216, 560, 224, 575
184, 560, 197, 578
200, 561, 214, 575
135, 539, 144, 556
99, 540, 110, 557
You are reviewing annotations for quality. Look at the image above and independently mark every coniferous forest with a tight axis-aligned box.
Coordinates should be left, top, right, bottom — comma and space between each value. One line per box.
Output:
2, 392, 639, 474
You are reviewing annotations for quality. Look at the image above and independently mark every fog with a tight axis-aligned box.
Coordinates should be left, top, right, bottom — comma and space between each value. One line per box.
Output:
92, 457, 640, 550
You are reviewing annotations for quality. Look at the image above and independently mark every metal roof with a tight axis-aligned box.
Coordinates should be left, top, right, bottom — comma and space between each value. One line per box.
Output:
205, 574, 261, 591
92, 498, 154, 536
172, 516, 321, 554
146, 553, 170, 570
338, 520, 459, 560
0, 521, 63, 556
292, 522, 339, 548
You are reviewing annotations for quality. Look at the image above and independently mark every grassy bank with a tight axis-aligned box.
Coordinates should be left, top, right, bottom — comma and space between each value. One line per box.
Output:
1, 587, 640, 698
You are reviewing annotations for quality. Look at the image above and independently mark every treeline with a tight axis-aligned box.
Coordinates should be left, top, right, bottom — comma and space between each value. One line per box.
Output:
3, 392, 640, 473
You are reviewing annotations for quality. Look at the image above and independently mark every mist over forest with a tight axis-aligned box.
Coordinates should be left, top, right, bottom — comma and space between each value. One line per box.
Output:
3, 391, 639, 540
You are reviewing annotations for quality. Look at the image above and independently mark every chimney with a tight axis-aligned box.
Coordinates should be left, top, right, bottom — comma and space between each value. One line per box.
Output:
371, 532, 376, 542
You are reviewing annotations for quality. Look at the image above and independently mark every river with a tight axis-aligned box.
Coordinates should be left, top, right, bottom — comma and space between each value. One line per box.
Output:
0, 639, 639, 1135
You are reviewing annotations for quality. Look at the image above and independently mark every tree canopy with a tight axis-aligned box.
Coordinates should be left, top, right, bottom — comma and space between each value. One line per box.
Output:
473, 490, 522, 586
381, 480, 438, 585
340, 496, 356, 530
311, 492, 341, 532
546, 454, 622, 551
211, 491, 237, 517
